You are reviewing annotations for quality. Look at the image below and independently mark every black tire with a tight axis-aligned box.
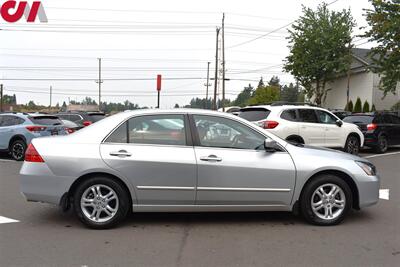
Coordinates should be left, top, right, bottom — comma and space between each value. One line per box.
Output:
10, 139, 27, 161
344, 135, 360, 155
300, 174, 352, 226
73, 177, 130, 229
374, 135, 388, 154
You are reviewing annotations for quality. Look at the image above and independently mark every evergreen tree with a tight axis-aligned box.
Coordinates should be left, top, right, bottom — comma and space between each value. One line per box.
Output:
362, 100, 370, 113
345, 100, 354, 112
354, 97, 362, 113
280, 83, 298, 102
371, 104, 376, 112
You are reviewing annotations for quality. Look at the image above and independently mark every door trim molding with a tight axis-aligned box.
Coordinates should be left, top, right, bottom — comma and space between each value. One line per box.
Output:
136, 186, 195, 191
197, 187, 291, 192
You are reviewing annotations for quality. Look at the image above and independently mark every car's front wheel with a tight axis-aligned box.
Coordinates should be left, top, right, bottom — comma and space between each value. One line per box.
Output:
300, 175, 352, 226
10, 139, 27, 161
344, 135, 360, 155
73, 177, 130, 229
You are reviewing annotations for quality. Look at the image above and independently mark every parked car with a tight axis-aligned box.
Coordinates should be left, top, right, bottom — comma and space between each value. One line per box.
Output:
218, 106, 241, 115
238, 103, 364, 154
0, 113, 67, 160
343, 112, 400, 153
55, 111, 105, 127
20, 109, 379, 229
61, 119, 82, 134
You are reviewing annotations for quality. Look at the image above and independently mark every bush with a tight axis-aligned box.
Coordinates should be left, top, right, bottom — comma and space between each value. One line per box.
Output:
362, 100, 370, 113
371, 104, 376, 112
345, 100, 353, 112
353, 97, 362, 113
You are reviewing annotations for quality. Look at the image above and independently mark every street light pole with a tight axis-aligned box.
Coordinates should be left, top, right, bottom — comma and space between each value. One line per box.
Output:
213, 27, 220, 111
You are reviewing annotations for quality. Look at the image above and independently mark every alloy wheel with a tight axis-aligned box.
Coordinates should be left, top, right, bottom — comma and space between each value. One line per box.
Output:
12, 142, 25, 160
80, 184, 119, 223
311, 183, 346, 221
346, 137, 359, 154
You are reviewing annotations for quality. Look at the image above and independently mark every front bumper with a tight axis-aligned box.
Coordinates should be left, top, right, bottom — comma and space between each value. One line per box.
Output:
20, 162, 74, 206
357, 174, 380, 209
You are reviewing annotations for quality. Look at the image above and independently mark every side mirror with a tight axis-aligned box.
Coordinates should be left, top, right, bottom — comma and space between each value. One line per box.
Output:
264, 139, 279, 152
335, 120, 343, 127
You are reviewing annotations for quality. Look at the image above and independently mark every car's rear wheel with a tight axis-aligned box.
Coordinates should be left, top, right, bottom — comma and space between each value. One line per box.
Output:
73, 177, 130, 229
344, 135, 360, 155
300, 175, 352, 226
10, 139, 27, 161
374, 135, 388, 154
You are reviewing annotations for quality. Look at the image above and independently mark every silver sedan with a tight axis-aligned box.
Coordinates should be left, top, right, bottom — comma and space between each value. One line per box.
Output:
20, 109, 379, 229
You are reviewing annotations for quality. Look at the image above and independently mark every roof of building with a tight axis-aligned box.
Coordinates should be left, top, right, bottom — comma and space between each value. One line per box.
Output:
350, 48, 374, 73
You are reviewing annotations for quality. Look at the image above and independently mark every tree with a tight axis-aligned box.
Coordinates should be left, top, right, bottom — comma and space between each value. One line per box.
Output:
371, 104, 376, 112
354, 97, 362, 112
345, 100, 354, 112
257, 77, 265, 89
174, 103, 180, 108
280, 83, 298, 102
232, 84, 255, 107
362, 100, 370, 113
284, 3, 355, 106
268, 76, 280, 87
362, 0, 400, 96
247, 85, 280, 106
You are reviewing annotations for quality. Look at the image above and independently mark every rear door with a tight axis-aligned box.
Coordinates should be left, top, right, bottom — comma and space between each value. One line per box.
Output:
389, 115, 400, 144
297, 109, 325, 146
100, 114, 197, 205
0, 115, 15, 149
315, 109, 343, 147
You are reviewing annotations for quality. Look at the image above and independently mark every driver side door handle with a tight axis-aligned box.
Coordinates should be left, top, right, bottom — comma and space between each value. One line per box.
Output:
200, 155, 222, 162
109, 150, 132, 157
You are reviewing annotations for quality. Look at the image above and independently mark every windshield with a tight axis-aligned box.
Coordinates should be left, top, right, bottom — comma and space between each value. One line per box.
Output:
88, 113, 106, 122
29, 116, 63, 126
343, 116, 373, 124
238, 108, 270, 121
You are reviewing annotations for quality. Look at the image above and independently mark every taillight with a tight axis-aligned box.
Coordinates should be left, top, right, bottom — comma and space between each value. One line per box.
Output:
367, 123, 377, 131
26, 126, 47, 132
263, 121, 279, 129
83, 121, 92, 127
25, 143, 44, 163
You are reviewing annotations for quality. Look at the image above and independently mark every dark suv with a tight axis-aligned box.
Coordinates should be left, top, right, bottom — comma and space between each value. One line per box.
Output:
55, 111, 105, 127
343, 112, 400, 153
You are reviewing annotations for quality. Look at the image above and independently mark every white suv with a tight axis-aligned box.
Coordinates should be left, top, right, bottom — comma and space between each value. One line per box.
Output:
238, 104, 364, 154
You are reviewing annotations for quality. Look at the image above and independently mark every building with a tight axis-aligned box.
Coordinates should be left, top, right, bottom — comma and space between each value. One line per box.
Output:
66, 104, 99, 112
323, 48, 400, 110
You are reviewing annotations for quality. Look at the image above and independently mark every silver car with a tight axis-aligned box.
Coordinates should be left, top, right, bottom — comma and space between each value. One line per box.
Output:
20, 109, 380, 229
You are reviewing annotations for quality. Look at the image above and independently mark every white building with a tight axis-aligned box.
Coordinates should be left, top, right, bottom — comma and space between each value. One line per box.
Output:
323, 48, 399, 110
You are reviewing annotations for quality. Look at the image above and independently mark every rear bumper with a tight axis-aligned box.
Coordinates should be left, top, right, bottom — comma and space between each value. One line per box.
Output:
362, 132, 379, 147
20, 162, 74, 206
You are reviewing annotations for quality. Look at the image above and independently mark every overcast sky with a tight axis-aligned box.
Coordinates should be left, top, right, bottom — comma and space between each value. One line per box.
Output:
0, 0, 374, 108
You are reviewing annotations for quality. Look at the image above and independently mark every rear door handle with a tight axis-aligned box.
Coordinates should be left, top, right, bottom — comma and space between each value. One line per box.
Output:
200, 155, 222, 162
109, 150, 132, 157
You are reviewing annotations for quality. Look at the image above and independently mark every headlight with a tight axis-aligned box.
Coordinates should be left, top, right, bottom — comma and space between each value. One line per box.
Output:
355, 161, 377, 176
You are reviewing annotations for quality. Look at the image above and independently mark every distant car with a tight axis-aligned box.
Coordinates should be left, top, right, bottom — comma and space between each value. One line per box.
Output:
20, 109, 379, 229
238, 104, 364, 154
0, 113, 67, 160
218, 106, 241, 115
61, 119, 81, 134
55, 111, 105, 127
331, 110, 352, 120
343, 113, 400, 153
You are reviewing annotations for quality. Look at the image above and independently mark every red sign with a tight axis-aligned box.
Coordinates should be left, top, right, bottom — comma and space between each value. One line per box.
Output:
0, 1, 48, 23
157, 75, 162, 91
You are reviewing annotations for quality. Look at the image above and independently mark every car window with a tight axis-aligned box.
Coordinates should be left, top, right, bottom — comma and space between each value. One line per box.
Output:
343, 116, 373, 124
238, 108, 270, 121
128, 115, 186, 146
88, 113, 105, 122
57, 114, 70, 121
69, 115, 83, 122
315, 110, 337, 124
193, 115, 265, 150
298, 109, 318, 123
105, 122, 128, 143
280, 109, 297, 121
29, 116, 62, 126
390, 115, 400, 124
382, 114, 393, 124
0, 115, 22, 126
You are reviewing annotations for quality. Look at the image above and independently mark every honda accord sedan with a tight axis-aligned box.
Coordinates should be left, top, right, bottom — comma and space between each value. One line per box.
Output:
20, 109, 379, 229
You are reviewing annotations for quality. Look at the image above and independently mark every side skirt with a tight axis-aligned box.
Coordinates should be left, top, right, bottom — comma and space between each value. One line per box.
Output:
132, 204, 291, 212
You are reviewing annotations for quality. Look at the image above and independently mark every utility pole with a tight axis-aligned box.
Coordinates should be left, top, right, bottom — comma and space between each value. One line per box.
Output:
49, 86, 52, 112
96, 58, 103, 111
0, 84, 3, 112
221, 13, 226, 112
346, 40, 352, 108
204, 62, 211, 109
213, 27, 220, 111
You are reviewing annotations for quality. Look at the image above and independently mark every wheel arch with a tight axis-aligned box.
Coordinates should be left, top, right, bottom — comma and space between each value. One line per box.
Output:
298, 169, 360, 210
285, 135, 305, 144
8, 134, 27, 150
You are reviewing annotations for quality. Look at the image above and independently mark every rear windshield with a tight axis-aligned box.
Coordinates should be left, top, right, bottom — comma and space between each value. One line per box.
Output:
88, 113, 105, 122
30, 116, 63, 125
238, 108, 270, 121
343, 116, 373, 124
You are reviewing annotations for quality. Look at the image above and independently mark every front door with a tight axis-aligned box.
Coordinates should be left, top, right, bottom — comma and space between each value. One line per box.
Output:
191, 115, 296, 206
100, 114, 197, 205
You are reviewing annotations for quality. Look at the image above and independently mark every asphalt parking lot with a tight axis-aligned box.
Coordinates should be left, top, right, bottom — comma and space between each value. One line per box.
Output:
0, 148, 399, 267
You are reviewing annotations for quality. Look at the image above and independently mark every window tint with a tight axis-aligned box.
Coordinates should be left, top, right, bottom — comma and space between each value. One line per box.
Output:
344, 116, 374, 124
30, 116, 62, 126
69, 115, 83, 122
105, 122, 128, 143
390, 115, 400, 124
315, 110, 337, 124
0, 115, 24, 126
238, 108, 270, 121
382, 114, 393, 124
298, 109, 318, 123
128, 115, 186, 146
57, 114, 70, 120
281, 109, 297, 121
193, 115, 265, 150
89, 113, 105, 122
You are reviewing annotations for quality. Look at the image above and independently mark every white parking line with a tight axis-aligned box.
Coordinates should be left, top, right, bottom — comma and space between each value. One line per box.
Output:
379, 189, 390, 200
0, 159, 17, 163
0, 216, 19, 224
364, 151, 400, 159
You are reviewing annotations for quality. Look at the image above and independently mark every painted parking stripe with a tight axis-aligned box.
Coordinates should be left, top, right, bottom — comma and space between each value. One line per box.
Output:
0, 216, 19, 224
0, 159, 16, 163
379, 189, 390, 200
364, 151, 400, 159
